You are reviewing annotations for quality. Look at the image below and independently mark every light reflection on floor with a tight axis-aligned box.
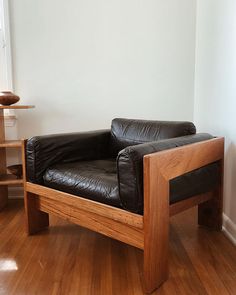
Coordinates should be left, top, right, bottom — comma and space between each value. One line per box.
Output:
0, 259, 18, 271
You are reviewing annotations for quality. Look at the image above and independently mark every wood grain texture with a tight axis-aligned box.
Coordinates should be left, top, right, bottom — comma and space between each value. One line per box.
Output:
143, 158, 169, 293
1, 201, 236, 295
36, 194, 144, 249
25, 182, 144, 249
26, 182, 143, 229
143, 137, 224, 293
0, 109, 8, 210
146, 137, 224, 179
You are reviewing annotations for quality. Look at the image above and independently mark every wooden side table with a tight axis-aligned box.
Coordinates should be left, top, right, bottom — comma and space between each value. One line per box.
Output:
0, 105, 35, 210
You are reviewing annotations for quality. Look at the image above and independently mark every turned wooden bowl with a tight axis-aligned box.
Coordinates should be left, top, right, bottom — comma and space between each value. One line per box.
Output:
0, 91, 20, 106
7, 164, 23, 179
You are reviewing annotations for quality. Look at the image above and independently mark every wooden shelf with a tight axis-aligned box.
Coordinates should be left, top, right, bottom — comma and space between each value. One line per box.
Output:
0, 104, 34, 209
0, 105, 35, 109
0, 140, 22, 148
0, 174, 23, 186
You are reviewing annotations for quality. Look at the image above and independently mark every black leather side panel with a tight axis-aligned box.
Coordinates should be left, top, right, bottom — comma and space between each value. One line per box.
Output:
170, 163, 219, 204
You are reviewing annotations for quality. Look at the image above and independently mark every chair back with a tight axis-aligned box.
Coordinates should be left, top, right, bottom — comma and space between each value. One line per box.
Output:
110, 118, 196, 156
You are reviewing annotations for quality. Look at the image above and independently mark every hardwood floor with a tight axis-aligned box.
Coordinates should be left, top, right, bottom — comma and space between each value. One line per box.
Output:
0, 200, 236, 295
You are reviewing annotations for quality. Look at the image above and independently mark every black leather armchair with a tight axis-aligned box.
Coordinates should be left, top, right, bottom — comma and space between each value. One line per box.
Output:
23, 118, 224, 293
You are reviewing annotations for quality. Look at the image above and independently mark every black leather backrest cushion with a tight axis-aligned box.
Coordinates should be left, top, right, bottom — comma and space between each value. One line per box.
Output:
110, 118, 196, 156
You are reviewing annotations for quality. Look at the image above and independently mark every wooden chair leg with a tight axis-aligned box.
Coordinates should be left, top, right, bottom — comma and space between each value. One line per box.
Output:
143, 220, 169, 294
25, 191, 49, 235
143, 160, 169, 293
198, 187, 223, 230
198, 159, 223, 231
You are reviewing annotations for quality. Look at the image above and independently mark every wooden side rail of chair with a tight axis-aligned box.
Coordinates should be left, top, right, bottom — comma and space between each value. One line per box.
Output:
22, 137, 224, 294
143, 137, 224, 293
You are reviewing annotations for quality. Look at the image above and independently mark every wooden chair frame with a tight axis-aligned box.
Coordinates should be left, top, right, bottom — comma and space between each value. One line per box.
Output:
22, 137, 224, 294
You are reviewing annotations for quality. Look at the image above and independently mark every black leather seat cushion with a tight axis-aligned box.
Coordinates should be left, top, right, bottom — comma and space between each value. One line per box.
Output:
43, 159, 121, 208
43, 158, 219, 214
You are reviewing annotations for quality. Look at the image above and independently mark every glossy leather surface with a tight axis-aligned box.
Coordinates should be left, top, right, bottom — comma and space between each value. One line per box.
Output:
26, 119, 219, 214
43, 159, 120, 208
117, 133, 218, 213
26, 130, 111, 184
170, 162, 219, 204
110, 118, 196, 156
42, 157, 218, 213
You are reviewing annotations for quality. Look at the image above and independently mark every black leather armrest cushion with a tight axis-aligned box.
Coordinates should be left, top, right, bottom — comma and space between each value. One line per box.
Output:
117, 133, 219, 213
26, 130, 111, 184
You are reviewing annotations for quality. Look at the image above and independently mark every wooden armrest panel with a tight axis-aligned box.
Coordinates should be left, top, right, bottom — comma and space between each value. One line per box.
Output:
143, 137, 224, 293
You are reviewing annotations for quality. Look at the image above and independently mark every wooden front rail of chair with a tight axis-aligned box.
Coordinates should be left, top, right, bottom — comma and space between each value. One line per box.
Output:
22, 137, 224, 294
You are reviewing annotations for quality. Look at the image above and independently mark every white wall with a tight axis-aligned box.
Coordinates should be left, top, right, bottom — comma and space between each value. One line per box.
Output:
194, 0, 236, 241
9, 0, 197, 138
0, 0, 12, 90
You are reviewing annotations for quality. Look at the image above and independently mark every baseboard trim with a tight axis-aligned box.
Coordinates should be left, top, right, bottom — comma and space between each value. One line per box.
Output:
223, 213, 236, 246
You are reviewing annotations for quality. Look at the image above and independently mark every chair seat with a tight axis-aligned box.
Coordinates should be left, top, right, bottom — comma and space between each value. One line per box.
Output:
43, 159, 219, 213
43, 159, 121, 208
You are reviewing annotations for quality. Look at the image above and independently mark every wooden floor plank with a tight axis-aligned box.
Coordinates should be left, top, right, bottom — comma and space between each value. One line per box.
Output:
0, 200, 236, 295
166, 226, 208, 295
172, 209, 235, 295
